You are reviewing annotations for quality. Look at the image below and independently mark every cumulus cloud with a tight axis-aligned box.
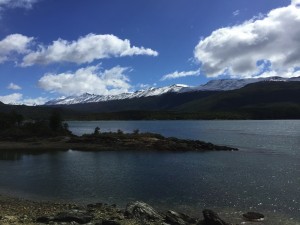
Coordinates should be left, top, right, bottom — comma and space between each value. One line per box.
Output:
22, 34, 158, 66
0, 93, 46, 105
38, 65, 131, 96
194, 1, 300, 78
161, 69, 200, 81
0, 93, 22, 104
291, 0, 300, 6
7, 82, 22, 90
0, 34, 33, 63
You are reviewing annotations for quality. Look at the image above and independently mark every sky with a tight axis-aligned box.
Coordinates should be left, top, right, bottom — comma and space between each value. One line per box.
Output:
0, 0, 299, 105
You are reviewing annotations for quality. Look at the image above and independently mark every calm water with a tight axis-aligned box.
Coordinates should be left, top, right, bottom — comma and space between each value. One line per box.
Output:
0, 120, 299, 224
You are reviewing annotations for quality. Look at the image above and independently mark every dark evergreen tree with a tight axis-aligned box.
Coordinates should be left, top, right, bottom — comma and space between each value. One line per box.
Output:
49, 110, 62, 131
94, 126, 100, 135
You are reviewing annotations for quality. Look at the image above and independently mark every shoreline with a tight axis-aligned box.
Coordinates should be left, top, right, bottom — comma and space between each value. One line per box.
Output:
0, 194, 207, 225
0, 194, 299, 225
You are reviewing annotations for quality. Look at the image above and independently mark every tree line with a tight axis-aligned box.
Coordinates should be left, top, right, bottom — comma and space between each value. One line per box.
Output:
0, 110, 71, 140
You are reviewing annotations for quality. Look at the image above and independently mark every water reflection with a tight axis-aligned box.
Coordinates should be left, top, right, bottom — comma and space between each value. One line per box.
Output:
0, 150, 60, 161
0, 151, 23, 161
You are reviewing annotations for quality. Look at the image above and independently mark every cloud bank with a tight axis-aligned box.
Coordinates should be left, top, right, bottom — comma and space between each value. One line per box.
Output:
194, 1, 300, 78
161, 69, 200, 81
38, 65, 131, 96
22, 34, 158, 66
0, 93, 47, 105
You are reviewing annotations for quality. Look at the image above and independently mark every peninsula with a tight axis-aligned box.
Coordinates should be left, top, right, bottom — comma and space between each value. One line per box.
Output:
0, 111, 237, 152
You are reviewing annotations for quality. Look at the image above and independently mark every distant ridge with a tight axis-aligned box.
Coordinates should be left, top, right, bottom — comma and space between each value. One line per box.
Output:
45, 76, 300, 105
1, 81, 300, 120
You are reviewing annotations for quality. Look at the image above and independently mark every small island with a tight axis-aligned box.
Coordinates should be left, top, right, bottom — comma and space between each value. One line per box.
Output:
0, 111, 237, 152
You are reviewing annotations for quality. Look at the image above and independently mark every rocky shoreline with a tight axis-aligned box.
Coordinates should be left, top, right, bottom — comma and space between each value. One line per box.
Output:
0, 195, 265, 225
0, 131, 238, 152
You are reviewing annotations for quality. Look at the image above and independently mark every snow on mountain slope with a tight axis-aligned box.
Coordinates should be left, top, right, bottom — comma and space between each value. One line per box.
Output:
192, 76, 297, 91
45, 84, 189, 105
45, 77, 300, 105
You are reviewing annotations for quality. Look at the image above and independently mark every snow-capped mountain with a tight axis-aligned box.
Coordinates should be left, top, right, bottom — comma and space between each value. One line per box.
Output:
192, 76, 300, 91
45, 84, 189, 105
45, 76, 300, 105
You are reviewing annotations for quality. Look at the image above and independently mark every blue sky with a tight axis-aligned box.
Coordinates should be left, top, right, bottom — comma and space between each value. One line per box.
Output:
0, 0, 299, 105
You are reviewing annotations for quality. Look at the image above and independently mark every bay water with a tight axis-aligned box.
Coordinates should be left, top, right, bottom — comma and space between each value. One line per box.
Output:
0, 120, 299, 224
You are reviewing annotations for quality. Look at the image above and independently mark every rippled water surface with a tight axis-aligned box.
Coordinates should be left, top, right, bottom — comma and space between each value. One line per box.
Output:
0, 120, 299, 224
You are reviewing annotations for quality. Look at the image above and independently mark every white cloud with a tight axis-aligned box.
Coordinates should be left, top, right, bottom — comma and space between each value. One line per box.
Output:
0, 0, 39, 17
21, 96, 48, 105
259, 68, 300, 78
38, 65, 131, 96
22, 33, 158, 66
0, 93, 22, 104
0, 0, 39, 9
0, 93, 45, 105
0, 33, 157, 65
137, 83, 151, 89
233, 10, 240, 16
194, 1, 300, 78
7, 82, 22, 90
0, 34, 33, 63
161, 69, 200, 81
291, 0, 300, 6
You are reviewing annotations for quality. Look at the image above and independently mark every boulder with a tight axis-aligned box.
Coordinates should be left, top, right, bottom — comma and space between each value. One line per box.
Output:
165, 210, 197, 225
87, 202, 104, 208
125, 201, 163, 222
102, 219, 122, 225
201, 209, 230, 225
37, 210, 92, 224
36, 216, 53, 223
243, 212, 265, 222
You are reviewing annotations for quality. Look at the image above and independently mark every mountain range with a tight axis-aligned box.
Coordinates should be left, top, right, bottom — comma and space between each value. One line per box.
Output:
45, 76, 300, 105
1, 77, 300, 120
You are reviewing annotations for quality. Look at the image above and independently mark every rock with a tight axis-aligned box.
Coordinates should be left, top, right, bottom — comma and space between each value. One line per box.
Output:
102, 219, 122, 225
36, 216, 53, 223
125, 201, 163, 222
37, 210, 92, 224
242, 212, 265, 222
109, 215, 125, 220
2, 216, 18, 223
54, 211, 93, 224
87, 202, 103, 208
165, 210, 197, 225
201, 209, 230, 225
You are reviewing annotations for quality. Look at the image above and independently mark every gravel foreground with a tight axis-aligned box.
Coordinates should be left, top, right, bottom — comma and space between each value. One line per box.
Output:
0, 195, 299, 225
0, 195, 235, 225
0, 194, 142, 225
